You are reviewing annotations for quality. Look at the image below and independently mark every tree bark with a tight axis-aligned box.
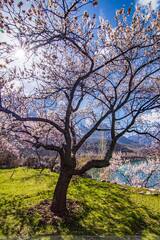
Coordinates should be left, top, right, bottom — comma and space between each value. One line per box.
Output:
51, 168, 73, 216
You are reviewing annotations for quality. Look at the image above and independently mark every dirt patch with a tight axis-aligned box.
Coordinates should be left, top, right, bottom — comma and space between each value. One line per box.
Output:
27, 199, 82, 225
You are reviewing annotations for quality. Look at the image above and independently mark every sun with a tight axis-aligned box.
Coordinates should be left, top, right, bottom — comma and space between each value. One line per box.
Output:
14, 48, 26, 62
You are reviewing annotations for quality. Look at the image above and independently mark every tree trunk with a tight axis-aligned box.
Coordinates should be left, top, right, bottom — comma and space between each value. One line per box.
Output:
51, 168, 73, 216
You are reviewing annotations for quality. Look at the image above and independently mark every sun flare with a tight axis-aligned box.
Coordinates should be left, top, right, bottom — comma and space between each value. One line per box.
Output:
14, 48, 26, 62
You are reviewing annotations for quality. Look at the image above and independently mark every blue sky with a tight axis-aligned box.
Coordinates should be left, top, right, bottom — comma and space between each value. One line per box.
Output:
97, 0, 135, 19
93, 0, 160, 23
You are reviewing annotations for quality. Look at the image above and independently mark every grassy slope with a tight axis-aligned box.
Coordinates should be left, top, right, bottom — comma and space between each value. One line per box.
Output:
0, 168, 160, 240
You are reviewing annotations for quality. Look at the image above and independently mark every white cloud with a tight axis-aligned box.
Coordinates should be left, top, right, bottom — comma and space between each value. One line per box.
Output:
137, 0, 160, 9
141, 110, 160, 123
85, 118, 93, 127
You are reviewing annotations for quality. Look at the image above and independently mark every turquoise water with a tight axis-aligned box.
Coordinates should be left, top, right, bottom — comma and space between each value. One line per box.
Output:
88, 160, 160, 189
112, 161, 160, 189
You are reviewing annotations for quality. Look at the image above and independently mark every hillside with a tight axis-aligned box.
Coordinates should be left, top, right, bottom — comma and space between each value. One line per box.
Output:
0, 168, 160, 239
79, 127, 145, 154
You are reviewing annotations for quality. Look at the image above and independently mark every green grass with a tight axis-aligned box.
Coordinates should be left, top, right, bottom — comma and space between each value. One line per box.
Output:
0, 168, 160, 240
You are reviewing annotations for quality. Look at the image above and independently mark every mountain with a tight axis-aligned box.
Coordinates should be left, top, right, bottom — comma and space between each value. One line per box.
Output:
20, 127, 149, 159
127, 135, 152, 146
80, 121, 155, 151
118, 136, 139, 146
80, 124, 143, 152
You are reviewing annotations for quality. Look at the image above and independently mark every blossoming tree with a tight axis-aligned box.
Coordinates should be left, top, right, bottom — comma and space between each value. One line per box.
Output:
0, 113, 20, 166
100, 149, 160, 188
0, 0, 160, 216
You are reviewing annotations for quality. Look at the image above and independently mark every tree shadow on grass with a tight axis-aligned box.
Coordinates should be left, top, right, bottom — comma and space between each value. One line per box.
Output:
0, 195, 93, 239
67, 179, 160, 237
0, 178, 160, 239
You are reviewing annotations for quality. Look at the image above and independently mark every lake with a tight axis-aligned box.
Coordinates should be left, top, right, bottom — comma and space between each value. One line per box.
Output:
88, 160, 160, 189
